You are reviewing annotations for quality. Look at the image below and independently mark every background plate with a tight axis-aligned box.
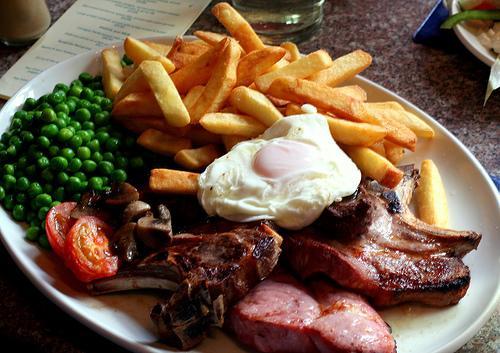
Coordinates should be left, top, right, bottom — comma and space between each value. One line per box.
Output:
451, 0, 497, 66
0, 36, 498, 353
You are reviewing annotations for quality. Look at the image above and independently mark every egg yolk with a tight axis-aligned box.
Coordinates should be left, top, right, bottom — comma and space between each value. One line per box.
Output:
252, 140, 318, 179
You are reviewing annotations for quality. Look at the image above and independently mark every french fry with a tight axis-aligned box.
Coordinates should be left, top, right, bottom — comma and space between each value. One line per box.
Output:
343, 146, 404, 188
332, 85, 367, 101
221, 106, 239, 114
182, 85, 205, 111
143, 40, 172, 57
366, 102, 435, 138
383, 140, 405, 165
222, 135, 248, 150
114, 116, 191, 136
266, 95, 289, 107
285, 103, 303, 116
174, 144, 222, 170
255, 50, 334, 92
369, 142, 386, 157
178, 39, 211, 55
280, 42, 301, 62
140, 60, 190, 127
122, 65, 136, 79
101, 48, 126, 99
124, 36, 175, 73
170, 38, 227, 94
325, 116, 387, 146
236, 47, 287, 86
194, 30, 246, 54
200, 112, 266, 137
167, 37, 205, 69
229, 86, 283, 126
137, 129, 192, 156
264, 58, 290, 73
309, 49, 372, 87
149, 168, 199, 195
212, 2, 265, 52
189, 39, 241, 122
365, 103, 417, 151
112, 92, 162, 118
415, 160, 449, 228
169, 52, 199, 70
267, 77, 373, 122
186, 125, 222, 145
114, 65, 149, 103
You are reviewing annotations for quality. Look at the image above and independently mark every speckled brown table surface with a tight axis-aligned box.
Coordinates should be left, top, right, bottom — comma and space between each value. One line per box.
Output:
0, 0, 498, 352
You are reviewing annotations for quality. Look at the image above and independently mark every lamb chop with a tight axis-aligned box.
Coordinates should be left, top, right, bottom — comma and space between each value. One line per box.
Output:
228, 271, 396, 353
285, 166, 481, 307
91, 219, 283, 350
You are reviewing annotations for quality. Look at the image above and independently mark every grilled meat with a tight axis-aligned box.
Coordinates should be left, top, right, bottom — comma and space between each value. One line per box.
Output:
228, 271, 396, 353
285, 167, 481, 307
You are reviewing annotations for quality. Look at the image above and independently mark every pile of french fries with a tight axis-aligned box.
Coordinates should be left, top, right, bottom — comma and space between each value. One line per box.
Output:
101, 2, 448, 228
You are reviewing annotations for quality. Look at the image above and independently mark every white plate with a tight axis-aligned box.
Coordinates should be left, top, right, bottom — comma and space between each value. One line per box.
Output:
0, 36, 499, 353
451, 0, 497, 66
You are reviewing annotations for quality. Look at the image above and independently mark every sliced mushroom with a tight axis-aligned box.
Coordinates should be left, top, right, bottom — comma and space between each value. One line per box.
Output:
112, 222, 139, 263
136, 216, 173, 249
105, 182, 140, 206
123, 200, 152, 223
157, 204, 171, 221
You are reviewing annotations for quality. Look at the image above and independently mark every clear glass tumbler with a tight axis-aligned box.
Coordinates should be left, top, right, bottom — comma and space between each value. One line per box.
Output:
231, 0, 325, 44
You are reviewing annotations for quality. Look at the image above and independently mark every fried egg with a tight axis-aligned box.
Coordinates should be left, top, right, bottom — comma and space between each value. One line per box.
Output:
197, 109, 361, 230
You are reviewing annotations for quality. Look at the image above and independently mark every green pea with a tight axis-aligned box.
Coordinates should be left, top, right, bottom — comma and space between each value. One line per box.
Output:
41, 108, 57, 124
11, 118, 23, 129
2, 175, 15, 191
56, 171, 69, 185
91, 151, 103, 163
25, 165, 36, 177
94, 89, 105, 97
36, 102, 52, 111
77, 146, 91, 160
111, 169, 127, 183
94, 111, 110, 126
76, 99, 91, 110
55, 83, 70, 93
79, 72, 94, 83
16, 177, 30, 191
6, 145, 17, 157
41, 123, 59, 138
23, 98, 37, 111
87, 139, 100, 152
47, 90, 66, 106
88, 103, 101, 116
69, 120, 81, 131
20, 130, 35, 143
88, 82, 103, 91
68, 85, 83, 98
105, 137, 120, 152
15, 193, 27, 203
0, 186, 5, 200
37, 156, 50, 170
53, 187, 65, 202
43, 183, 53, 194
27, 182, 43, 198
68, 158, 82, 173
38, 206, 50, 221
82, 159, 97, 173
89, 176, 103, 190
18, 156, 28, 170
50, 201, 61, 208
76, 130, 91, 144
57, 127, 73, 142
98, 161, 114, 176
91, 96, 103, 105
54, 118, 67, 129
38, 233, 51, 249
37, 94, 48, 105
69, 135, 83, 148
41, 168, 54, 182
34, 193, 52, 208
48, 145, 60, 157
50, 156, 68, 171
3, 164, 15, 175
26, 226, 40, 241
26, 212, 37, 226
102, 152, 114, 162
75, 108, 91, 122
3, 195, 15, 210
115, 156, 127, 169
130, 156, 144, 169
12, 204, 26, 221
1, 132, 11, 144
81, 87, 94, 100
67, 126, 76, 134
71, 193, 82, 202
73, 172, 86, 181
55, 103, 69, 115
37, 136, 51, 148
66, 176, 82, 192
82, 121, 95, 130
61, 147, 75, 159
9, 135, 22, 148
0, 150, 9, 162
66, 99, 76, 113
100, 98, 113, 112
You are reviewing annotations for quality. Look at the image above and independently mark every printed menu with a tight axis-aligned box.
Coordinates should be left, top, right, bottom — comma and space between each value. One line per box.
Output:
0, 0, 211, 99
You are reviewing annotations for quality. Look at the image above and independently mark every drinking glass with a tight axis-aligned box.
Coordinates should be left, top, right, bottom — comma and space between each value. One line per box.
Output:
231, 0, 325, 44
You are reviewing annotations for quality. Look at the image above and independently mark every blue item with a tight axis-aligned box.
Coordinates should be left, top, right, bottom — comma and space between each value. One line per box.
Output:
491, 175, 500, 190
413, 0, 450, 44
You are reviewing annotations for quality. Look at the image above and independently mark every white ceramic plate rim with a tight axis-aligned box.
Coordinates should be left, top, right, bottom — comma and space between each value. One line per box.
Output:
451, 0, 497, 66
0, 35, 499, 353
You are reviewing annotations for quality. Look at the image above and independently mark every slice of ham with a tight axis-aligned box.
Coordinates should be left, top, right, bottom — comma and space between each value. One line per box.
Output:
228, 272, 396, 353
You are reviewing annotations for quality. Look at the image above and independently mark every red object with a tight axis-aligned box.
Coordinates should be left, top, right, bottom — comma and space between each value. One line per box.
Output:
45, 202, 77, 258
64, 216, 118, 283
